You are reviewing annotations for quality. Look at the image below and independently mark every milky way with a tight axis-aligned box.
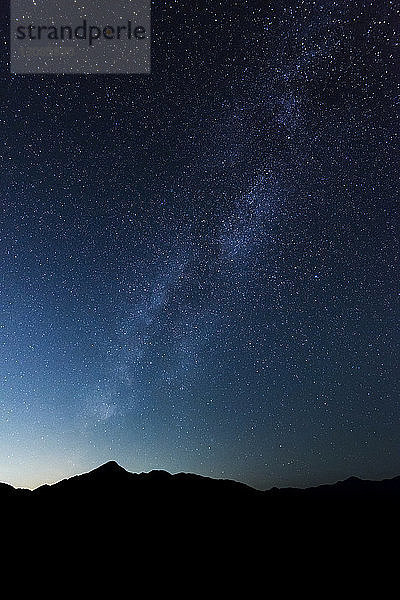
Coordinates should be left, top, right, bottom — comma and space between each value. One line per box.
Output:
0, 0, 398, 489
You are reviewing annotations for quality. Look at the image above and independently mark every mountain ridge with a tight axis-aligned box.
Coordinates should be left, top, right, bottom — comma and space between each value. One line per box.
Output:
2, 462, 399, 548
1, 460, 400, 497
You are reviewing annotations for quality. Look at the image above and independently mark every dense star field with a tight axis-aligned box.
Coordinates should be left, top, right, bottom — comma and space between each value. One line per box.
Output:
0, 0, 398, 489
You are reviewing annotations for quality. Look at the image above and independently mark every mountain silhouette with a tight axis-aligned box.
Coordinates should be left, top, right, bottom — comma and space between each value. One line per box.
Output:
2, 462, 399, 509
28, 461, 261, 511
2, 462, 398, 569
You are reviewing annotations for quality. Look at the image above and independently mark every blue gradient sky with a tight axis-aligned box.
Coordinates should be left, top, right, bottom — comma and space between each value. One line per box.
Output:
0, 0, 398, 490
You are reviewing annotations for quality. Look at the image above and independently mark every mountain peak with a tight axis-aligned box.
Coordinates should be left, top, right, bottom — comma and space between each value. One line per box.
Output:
343, 476, 362, 484
93, 461, 126, 474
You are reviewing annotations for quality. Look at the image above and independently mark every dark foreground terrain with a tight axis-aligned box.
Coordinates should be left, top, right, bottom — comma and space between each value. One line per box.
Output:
2, 461, 399, 525
2, 462, 398, 580
3, 460, 400, 501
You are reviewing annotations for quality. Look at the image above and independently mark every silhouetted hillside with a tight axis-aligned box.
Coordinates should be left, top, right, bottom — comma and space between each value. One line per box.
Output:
1, 461, 399, 511
2, 461, 399, 566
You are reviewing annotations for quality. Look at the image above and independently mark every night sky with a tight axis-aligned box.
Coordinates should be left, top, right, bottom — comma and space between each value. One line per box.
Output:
0, 0, 398, 490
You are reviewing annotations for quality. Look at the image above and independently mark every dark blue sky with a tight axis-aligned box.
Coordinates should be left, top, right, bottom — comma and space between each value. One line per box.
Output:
0, 0, 398, 489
